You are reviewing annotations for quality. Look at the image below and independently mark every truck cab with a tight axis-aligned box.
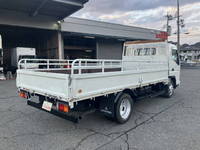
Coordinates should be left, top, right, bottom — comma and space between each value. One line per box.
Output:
168, 44, 181, 87
123, 41, 180, 88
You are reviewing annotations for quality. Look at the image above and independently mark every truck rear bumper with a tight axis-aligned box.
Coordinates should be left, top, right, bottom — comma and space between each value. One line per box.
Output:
27, 100, 80, 123
26, 95, 96, 123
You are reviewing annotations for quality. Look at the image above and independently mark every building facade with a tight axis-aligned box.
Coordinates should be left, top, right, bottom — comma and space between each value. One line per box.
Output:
0, 0, 167, 72
180, 44, 200, 62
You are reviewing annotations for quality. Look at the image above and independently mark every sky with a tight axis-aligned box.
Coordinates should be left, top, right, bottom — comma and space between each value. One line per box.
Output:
72, 0, 200, 45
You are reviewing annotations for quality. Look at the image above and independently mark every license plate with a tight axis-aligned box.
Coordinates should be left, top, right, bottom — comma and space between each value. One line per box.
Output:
42, 101, 53, 112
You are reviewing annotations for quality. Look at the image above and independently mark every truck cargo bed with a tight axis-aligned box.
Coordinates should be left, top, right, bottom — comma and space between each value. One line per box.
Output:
17, 59, 168, 103
37, 68, 121, 74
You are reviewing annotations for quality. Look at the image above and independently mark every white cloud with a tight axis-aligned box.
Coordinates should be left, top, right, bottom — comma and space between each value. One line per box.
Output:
72, 1, 200, 44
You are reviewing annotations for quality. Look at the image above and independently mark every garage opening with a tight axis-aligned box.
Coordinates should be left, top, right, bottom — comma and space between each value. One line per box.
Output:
63, 35, 96, 60
0, 25, 59, 73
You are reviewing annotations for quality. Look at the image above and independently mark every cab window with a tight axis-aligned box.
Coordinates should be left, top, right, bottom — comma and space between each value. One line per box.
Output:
151, 48, 156, 55
144, 48, 151, 55
172, 49, 179, 65
135, 48, 142, 56
125, 46, 133, 56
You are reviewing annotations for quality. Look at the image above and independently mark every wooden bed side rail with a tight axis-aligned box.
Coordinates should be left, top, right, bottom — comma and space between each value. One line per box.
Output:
125, 40, 166, 45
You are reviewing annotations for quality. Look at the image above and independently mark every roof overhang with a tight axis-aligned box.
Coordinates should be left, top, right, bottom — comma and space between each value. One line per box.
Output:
62, 17, 167, 41
0, 0, 88, 30
0, 0, 88, 20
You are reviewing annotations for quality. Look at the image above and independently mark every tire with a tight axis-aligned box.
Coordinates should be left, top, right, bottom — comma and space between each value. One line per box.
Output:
115, 93, 133, 124
163, 79, 174, 98
104, 115, 115, 121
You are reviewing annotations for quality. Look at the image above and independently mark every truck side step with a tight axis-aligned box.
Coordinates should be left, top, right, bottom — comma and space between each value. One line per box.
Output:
136, 90, 165, 100
27, 100, 95, 123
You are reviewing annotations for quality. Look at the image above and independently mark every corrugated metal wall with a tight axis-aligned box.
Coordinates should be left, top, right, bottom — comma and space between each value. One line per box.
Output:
96, 39, 123, 60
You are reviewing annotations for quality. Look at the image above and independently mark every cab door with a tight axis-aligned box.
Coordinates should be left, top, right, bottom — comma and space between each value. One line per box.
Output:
169, 45, 181, 86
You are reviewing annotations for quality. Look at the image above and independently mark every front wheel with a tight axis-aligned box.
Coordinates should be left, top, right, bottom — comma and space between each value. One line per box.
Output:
163, 79, 174, 98
115, 93, 133, 124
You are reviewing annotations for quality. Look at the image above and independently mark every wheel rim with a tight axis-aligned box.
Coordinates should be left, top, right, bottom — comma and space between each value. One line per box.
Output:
119, 98, 131, 120
168, 84, 174, 96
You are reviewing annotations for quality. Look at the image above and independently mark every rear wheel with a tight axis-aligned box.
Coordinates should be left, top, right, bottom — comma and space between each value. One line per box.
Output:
163, 79, 174, 98
115, 93, 133, 124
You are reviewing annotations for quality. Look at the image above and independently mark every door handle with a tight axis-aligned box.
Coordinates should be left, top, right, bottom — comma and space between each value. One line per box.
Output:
172, 68, 175, 71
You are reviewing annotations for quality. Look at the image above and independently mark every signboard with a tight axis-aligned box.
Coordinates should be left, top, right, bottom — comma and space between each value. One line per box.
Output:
156, 32, 168, 40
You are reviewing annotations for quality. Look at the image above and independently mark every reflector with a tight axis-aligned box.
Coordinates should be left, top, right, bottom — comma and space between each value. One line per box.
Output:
19, 92, 27, 99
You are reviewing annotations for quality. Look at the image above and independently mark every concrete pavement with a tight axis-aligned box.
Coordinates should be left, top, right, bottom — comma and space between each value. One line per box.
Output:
0, 68, 200, 150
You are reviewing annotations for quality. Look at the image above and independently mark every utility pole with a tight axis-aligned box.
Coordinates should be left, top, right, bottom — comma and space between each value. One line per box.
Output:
177, 0, 180, 54
165, 0, 184, 53
165, 14, 173, 36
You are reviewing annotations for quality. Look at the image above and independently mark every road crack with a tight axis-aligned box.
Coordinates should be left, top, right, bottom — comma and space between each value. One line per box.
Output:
94, 100, 182, 150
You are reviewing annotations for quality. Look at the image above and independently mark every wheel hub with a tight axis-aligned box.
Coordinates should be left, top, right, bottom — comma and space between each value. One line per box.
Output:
119, 98, 131, 120
169, 84, 174, 96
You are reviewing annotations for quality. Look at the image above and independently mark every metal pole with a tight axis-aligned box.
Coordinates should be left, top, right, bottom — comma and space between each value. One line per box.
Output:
166, 14, 169, 33
177, 0, 180, 54
166, 14, 169, 42
58, 31, 64, 59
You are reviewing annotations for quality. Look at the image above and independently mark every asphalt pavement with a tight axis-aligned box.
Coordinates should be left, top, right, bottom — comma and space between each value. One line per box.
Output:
0, 68, 200, 150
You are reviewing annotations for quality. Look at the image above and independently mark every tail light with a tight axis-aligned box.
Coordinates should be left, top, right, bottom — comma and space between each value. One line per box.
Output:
58, 103, 69, 113
19, 91, 27, 99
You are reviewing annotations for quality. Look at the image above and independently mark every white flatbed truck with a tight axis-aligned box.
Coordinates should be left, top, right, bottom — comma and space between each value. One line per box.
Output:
17, 40, 180, 123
